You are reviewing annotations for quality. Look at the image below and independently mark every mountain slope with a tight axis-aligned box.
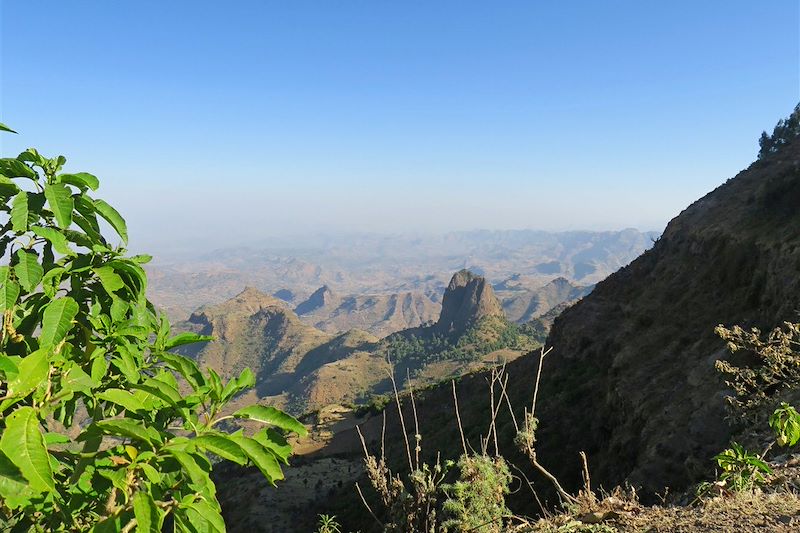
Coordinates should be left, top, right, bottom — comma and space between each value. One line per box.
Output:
177, 287, 334, 397
530, 142, 800, 494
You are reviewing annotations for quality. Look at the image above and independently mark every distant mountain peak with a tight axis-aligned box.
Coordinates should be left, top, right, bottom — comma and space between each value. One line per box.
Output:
295, 285, 337, 315
187, 286, 287, 327
436, 269, 504, 332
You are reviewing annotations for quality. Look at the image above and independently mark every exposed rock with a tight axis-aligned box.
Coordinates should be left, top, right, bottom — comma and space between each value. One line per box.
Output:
436, 269, 504, 333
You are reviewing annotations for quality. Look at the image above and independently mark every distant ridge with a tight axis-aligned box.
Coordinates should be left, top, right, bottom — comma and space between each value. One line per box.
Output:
295, 285, 336, 315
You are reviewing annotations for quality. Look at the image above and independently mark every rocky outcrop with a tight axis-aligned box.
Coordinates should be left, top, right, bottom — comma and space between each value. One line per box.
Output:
436, 269, 504, 333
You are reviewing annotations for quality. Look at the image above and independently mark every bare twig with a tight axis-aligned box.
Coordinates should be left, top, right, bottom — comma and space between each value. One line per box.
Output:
355, 482, 383, 527
407, 368, 421, 469
452, 379, 468, 456
531, 346, 553, 414
387, 367, 414, 472
489, 367, 499, 456
580, 451, 592, 495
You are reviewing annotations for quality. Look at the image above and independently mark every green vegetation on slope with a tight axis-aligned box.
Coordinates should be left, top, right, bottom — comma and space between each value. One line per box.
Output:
383, 316, 541, 373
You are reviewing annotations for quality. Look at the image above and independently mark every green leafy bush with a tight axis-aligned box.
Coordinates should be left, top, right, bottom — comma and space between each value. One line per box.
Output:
770, 402, 800, 447
441, 454, 512, 532
0, 128, 306, 531
713, 442, 772, 492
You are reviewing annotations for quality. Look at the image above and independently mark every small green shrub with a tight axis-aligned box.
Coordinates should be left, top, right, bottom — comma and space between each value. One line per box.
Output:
769, 402, 800, 447
713, 442, 772, 491
315, 514, 343, 533
441, 454, 512, 532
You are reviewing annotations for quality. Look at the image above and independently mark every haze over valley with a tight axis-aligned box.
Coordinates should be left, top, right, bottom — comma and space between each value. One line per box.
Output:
148, 228, 658, 331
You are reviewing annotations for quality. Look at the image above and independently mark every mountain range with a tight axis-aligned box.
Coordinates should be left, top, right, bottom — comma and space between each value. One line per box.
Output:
147, 228, 657, 322
213, 127, 800, 531
177, 269, 542, 415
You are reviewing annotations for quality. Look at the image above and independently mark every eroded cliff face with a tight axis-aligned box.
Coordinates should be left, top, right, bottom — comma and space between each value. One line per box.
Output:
535, 140, 800, 494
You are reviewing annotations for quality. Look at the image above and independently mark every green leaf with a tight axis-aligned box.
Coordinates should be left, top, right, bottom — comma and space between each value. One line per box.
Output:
131, 378, 182, 407
230, 435, 284, 485
43, 432, 71, 446
221, 367, 255, 403
164, 332, 213, 351
131, 254, 153, 264
14, 249, 43, 292
94, 199, 128, 244
62, 228, 94, 248
158, 352, 205, 390
0, 406, 55, 493
44, 183, 74, 229
7, 349, 49, 398
17, 148, 43, 165
93, 266, 125, 294
166, 449, 212, 490
58, 172, 99, 191
0, 159, 35, 179
98, 388, 146, 413
61, 362, 94, 394
133, 490, 163, 532
1, 279, 20, 311
10, 191, 28, 232
176, 500, 226, 533
0, 355, 19, 382
41, 267, 65, 299
0, 122, 17, 134
233, 405, 308, 436
0, 176, 19, 197
253, 428, 292, 465
30, 226, 75, 256
40, 297, 79, 348
91, 419, 161, 447
0, 450, 32, 508
107, 259, 147, 295
192, 435, 247, 465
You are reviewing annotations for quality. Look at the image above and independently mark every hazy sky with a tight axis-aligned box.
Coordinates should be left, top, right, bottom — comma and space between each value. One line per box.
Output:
1, 1, 798, 252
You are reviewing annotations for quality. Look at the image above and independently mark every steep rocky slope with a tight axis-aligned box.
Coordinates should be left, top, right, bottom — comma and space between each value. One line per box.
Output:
177, 287, 333, 395
531, 139, 800, 495
436, 269, 504, 332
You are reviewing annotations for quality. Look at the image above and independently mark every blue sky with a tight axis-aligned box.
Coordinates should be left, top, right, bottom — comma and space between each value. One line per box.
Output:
1, 1, 798, 252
